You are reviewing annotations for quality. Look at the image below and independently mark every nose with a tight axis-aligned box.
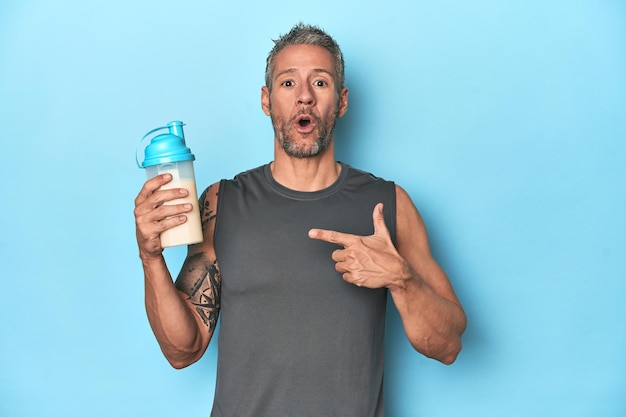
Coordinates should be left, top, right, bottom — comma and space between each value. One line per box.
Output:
297, 83, 315, 106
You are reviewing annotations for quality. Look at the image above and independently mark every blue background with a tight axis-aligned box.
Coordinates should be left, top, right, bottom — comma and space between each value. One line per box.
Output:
1, 1, 625, 416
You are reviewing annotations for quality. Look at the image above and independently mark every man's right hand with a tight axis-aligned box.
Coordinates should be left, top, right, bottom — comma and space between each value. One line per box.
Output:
134, 173, 192, 260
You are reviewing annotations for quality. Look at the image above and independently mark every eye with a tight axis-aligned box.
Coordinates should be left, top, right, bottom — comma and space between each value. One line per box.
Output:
281, 80, 294, 87
314, 80, 327, 87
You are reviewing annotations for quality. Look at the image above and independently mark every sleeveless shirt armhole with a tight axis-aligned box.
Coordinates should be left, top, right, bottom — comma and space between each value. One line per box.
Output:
213, 179, 228, 253
389, 182, 398, 247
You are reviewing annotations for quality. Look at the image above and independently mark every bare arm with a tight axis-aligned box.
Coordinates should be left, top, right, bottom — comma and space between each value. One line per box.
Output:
389, 185, 466, 364
134, 175, 221, 369
308, 185, 466, 364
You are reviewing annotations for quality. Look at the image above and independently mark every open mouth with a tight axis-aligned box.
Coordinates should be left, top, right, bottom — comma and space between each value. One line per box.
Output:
294, 114, 316, 133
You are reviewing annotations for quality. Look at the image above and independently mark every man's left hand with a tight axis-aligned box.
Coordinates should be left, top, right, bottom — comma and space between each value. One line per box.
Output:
308, 203, 411, 289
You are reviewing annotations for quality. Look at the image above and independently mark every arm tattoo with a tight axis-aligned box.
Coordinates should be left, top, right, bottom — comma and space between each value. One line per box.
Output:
176, 186, 221, 333
199, 188, 217, 231
176, 253, 222, 333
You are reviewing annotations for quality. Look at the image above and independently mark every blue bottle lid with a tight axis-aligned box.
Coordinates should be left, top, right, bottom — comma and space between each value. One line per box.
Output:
138, 121, 195, 168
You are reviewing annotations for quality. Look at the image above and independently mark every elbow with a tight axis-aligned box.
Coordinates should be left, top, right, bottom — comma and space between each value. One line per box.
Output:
440, 326, 466, 365
438, 312, 467, 365
167, 358, 192, 370
414, 335, 463, 365
438, 341, 462, 365
165, 353, 200, 370
158, 331, 209, 370
161, 344, 204, 370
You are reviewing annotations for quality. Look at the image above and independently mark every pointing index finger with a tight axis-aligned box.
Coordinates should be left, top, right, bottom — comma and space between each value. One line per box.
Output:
308, 228, 357, 247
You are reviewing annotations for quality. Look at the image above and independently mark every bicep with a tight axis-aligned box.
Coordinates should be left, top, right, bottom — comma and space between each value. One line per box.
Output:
395, 185, 461, 306
175, 182, 222, 332
176, 181, 220, 292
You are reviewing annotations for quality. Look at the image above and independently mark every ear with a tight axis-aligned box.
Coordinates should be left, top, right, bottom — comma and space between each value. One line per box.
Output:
261, 86, 271, 116
337, 87, 349, 118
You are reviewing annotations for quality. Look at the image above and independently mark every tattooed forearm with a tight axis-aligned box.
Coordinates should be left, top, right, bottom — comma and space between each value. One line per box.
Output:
176, 253, 221, 333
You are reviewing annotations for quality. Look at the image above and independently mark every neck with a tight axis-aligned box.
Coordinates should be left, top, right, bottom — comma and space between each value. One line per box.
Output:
270, 142, 341, 192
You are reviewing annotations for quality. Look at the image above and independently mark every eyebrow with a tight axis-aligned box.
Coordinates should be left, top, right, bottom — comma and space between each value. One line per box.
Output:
274, 68, 334, 80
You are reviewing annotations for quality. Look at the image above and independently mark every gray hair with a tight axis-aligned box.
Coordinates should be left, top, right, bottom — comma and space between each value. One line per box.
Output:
265, 23, 345, 94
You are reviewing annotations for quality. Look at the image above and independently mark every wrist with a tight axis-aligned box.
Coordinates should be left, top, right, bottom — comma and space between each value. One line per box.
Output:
139, 249, 165, 267
387, 259, 415, 292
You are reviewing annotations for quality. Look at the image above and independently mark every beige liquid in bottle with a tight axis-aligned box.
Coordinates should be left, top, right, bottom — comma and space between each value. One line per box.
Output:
158, 178, 203, 247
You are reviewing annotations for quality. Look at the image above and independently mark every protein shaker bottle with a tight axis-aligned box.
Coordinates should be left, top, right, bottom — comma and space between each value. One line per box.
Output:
137, 121, 203, 247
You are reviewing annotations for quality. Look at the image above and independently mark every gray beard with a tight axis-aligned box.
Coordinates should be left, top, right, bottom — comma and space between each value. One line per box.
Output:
271, 110, 337, 159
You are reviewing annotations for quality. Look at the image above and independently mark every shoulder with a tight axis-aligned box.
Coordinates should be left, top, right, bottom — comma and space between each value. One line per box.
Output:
393, 184, 430, 254
199, 181, 221, 219
394, 184, 420, 219
227, 164, 268, 185
187, 181, 221, 257
198, 163, 269, 209
343, 163, 393, 184
394, 184, 416, 212
342, 164, 396, 200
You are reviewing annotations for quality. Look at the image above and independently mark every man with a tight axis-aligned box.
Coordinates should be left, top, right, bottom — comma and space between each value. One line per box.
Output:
134, 23, 466, 417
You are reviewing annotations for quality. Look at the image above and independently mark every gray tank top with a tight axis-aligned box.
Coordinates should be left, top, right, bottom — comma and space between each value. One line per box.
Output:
212, 163, 396, 417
